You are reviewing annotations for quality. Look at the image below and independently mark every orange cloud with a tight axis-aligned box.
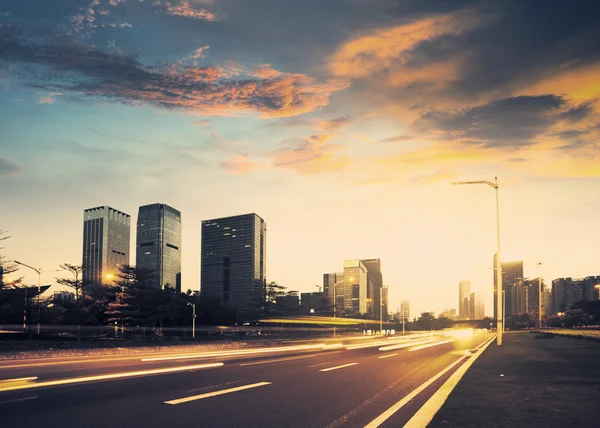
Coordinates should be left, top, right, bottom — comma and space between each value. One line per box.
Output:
329, 12, 483, 83
221, 155, 263, 174
165, 1, 217, 21
271, 134, 349, 174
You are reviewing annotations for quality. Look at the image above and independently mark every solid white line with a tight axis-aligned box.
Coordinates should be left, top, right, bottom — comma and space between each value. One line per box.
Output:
403, 335, 497, 428
240, 354, 317, 366
364, 357, 467, 427
377, 353, 398, 359
365, 335, 496, 428
319, 363, 358, 372
0, 362, 224, 393
408, 339, 455, 352
165, 382, 272, 405
0, 396, 38, 405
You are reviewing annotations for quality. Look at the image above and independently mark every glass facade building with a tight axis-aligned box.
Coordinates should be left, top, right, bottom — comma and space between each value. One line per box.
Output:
82, 206, 130, 287
136, 203, 182, 293
493, 255, 524, 319
201, 213, 266, 316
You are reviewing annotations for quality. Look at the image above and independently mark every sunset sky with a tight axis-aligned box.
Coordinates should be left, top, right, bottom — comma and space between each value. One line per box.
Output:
1, 0, 599, 317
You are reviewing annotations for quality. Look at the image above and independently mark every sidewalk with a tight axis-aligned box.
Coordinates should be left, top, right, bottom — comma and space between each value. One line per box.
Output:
428, 331, 600, 427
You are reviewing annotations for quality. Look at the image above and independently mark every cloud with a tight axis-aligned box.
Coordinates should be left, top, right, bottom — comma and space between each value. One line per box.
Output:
193, 119, 210, 126
0, 158, 21, 175
419, 95, 568, 148
328, 10, 485, 91
0, 30, 349, 118
270, 134, 349, 174
314, 115, 352, 132
163, 1, 217, 21
221, 155, 262, 174
381, 134, 413, 143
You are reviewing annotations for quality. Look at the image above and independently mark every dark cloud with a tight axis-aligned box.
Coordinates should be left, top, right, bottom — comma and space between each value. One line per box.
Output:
0, 158, 21, 175
0, 26, 347, 117
559, 102, 595, 123
421, 95, 566, 148
551, 130, 589, 140
555, 140, 597, 152
381, 134, 412, 143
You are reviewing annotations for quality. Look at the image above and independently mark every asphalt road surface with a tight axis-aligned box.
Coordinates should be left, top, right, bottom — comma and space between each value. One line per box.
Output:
0, 331, 493, 428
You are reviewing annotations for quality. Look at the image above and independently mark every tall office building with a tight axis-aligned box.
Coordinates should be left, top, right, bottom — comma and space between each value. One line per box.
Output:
342, 259, 368, 316
552, 278, 572, 314
136, 203, 182, 293
458, 281, 471, 320
362, 259, 383, 319
324, 259, 384, 319
381, 285, 389, 322
82, 206, 130, 286
470, 292, 485, 320
493, 255, 524, 320
201, 213, 266, 316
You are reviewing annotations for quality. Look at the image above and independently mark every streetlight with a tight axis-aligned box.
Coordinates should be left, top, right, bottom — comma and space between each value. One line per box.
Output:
536, 262, 543, 328
14, 261, 58, 335
452, 177, 503, 346
187, 302, 196, 339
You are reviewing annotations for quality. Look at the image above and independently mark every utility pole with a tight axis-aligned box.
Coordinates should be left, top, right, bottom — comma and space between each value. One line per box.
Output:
187, 302, 196, 338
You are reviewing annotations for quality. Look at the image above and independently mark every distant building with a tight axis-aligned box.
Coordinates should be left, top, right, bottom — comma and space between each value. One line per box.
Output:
136, 203, 182, 293
323, 272, 344, 313
543, 286, 552, 316
381, 285, 389, 322
524, 278, 543, 314
362, 259, 384, 320
53, 291, 74, 304
439, 308, 457, 319
400, 300, 410, 322
552, 278, 572, 313
493, 255, 523, 319
82, 206, 130, 287
458, 281, 471, 320
200, 213, 266, 317
300, 292, 329, 315
552, 276, 600, 314
471, 292, 485, 320
276, 294, 299, 315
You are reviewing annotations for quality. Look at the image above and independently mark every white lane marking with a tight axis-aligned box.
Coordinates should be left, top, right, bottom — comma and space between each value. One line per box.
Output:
165, 382, 272, 405
365, 335, 496, 428
378, 338, 439, 352
308, 361, 331, 368
404, 335, 497, 428
377, 353, 398, 359
0, 363, 224, 393
408, 339, 455, 352
142, 344, 327, 362
319, 363, 358, 372
0, 396, 38, 405
240, 354, 317, 366
0, 377, 38, 383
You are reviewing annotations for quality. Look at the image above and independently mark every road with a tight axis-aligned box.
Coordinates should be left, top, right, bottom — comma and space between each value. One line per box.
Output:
0, 331, 493, 428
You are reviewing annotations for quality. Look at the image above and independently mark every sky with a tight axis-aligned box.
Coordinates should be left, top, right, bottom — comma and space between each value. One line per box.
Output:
1, 0, 599, 317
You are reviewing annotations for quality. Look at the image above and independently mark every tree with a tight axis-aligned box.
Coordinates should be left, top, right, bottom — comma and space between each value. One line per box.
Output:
562, 308, 591, 329
0, 230, 22, 288
506, 312, 532, 330
265, 281, 287, 315
415, 312, 436, 330
56, 264, 84, 302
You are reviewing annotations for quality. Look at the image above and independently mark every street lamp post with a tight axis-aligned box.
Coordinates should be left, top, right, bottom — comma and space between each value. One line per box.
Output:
452, 177, 503, 346
187, 302, 196, 339
13, 261, 59, 335
537, 262, 543, 328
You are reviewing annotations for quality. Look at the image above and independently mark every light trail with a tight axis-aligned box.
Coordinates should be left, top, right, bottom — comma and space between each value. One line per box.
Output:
408, 339, 455, 352
319, 363, 358, 372
0, 363, 224, 393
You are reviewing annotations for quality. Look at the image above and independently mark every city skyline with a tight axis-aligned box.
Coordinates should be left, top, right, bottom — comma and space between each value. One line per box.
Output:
2, 1, 599, 317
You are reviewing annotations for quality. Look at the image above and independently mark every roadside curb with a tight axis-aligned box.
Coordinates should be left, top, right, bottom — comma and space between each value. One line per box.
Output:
403, 335, 497, 428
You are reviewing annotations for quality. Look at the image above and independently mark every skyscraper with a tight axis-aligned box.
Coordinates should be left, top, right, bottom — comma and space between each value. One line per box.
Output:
82, 206, 130, 287
201, 213, 266, 316
458, 280, 471, 320
493, 255, 524, 320
362, 259, 383, 319
342, 259, 368, 316
136, 203, 182, 293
